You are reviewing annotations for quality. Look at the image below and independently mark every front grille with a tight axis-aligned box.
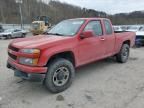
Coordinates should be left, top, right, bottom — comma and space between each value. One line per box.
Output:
8, 45, 19, 52
8, 52, 17, 60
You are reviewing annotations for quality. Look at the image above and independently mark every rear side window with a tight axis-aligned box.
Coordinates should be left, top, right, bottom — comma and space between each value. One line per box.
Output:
104, 20, 113, 35
84, 21, 103, 36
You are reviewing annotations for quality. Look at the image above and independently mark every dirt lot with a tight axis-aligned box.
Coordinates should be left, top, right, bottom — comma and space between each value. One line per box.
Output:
0, 39, 144, 108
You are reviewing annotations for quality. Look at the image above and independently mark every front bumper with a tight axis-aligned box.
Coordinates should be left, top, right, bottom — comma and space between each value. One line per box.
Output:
7, 58, 47, 74
13, 70, 45, 81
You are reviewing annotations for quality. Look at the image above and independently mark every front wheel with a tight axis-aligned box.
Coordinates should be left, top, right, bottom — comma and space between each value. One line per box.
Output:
8, 35, 12, 39
21, 34, 26, 38
116, 44, 130, 63
45, 58, 75, 93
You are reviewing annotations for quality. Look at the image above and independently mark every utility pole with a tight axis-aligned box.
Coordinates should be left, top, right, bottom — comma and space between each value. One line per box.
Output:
15, 0, 23, 29
0, 6, 5, 23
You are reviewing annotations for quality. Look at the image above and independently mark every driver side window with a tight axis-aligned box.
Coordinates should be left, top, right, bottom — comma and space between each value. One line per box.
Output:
84, 21, 103, 36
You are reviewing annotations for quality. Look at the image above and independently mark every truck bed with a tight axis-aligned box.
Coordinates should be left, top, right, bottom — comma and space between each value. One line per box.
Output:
114, 31, 136, 54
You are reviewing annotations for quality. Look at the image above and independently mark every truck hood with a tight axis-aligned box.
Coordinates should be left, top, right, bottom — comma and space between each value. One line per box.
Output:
11, 35, 72, 49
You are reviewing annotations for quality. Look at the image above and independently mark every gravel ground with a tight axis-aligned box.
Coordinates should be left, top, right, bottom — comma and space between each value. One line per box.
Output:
0, 38, 144, 108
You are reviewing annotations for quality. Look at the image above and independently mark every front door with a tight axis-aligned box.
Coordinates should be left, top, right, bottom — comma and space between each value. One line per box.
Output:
77, 20, 106, 65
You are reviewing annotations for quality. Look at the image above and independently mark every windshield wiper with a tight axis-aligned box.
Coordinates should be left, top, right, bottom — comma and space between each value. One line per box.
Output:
47, 33, 64, 36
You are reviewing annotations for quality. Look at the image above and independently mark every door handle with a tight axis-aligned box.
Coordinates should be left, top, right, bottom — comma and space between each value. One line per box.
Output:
100, 38, 105, 41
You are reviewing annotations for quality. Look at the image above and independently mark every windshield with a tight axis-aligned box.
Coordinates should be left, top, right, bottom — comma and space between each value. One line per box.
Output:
139, 27, 144, 31
48, 19, 85, 36
32, 23, 40, 29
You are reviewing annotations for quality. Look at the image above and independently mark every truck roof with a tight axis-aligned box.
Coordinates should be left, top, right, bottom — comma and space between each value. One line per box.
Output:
68, 17, 109, 21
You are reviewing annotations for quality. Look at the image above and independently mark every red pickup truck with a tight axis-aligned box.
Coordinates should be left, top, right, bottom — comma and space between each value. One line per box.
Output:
7, 18, 135, 93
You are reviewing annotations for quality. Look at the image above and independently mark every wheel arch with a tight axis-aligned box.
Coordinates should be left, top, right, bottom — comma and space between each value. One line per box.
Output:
123, 40, 130, 46
46, 51, 76, 67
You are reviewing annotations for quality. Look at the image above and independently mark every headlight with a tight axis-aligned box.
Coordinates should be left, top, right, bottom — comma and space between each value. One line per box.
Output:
19, 57, 38, 66
20, 49, 40, 54
19, 49, 40, 66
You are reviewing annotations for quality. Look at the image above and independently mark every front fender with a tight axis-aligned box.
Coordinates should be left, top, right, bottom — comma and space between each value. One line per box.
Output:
37, 47, 75, 67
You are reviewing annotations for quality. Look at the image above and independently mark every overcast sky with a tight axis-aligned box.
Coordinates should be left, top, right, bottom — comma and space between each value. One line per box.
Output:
58, 0, 144, 14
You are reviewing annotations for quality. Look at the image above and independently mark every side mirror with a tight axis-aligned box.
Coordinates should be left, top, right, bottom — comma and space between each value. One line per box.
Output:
80, 31, 94, 39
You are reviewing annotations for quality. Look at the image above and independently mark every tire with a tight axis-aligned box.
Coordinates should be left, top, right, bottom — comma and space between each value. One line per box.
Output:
21, 34, 26, 38
116, 44, 130, 63
45, 58, 75, 93
8, 35, 12, 39
4, 35, 9, 40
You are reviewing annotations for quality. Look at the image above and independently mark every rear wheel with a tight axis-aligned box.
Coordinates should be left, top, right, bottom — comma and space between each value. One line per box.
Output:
45, 58, 75, 93
116, 44, 130, 63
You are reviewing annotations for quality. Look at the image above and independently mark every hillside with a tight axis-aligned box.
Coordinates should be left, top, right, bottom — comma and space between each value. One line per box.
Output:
110, 11, 144, 25
0, 0, 144, 25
